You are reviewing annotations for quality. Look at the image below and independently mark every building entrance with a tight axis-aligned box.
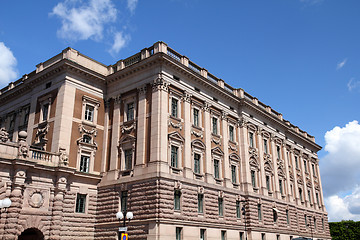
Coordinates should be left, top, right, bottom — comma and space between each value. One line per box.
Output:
18, 228, 44, 240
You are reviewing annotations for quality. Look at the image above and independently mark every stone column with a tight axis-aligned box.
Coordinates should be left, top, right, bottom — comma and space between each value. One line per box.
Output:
101, 99, 111, 173
49, 176, 66, 240
108, 95, 121, 179
182, 91, 192, 178
203, 102, 213, 184
3, 169, 26, 239
238, 119, 252, 192
257, 131, 266, 195
149, 76, 169, 173
135, 85, 148, 169
221, 112, 231, 187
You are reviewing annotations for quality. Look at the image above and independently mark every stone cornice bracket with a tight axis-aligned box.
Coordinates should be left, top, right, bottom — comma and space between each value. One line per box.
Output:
202, 101, 211, 112
152, 77, 169, 92
137, 84, 147, 96
197, 186, 204, 194
174, 180, 182, 190
0, 127, 9, 142
221, 111, 228, 121
238, 118, 246, 128
182, 91, 192, 102
56, 176, 68, 190
113, 94, 122, 104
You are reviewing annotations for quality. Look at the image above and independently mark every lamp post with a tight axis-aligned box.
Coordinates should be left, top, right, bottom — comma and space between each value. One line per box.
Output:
116, 210, 133, 240
240, 200, 248, 240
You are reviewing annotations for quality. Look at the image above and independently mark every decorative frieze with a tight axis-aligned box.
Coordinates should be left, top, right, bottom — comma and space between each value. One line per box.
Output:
152, 77, 169, 92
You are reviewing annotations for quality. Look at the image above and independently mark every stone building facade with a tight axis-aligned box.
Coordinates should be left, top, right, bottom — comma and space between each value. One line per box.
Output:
0, 42, 331, 240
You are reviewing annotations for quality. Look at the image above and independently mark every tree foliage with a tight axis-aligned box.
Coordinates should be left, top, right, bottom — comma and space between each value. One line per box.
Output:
329, 220, 360, 240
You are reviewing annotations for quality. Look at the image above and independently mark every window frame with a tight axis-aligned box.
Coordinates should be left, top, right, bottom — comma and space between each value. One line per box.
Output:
174, 190, 181, 211
81, 95, 100, 125
79, 153, 90, 173
75, 193, 87, 213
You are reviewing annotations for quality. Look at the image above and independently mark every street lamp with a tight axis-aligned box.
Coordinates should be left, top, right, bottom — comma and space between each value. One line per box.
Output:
240, 200, 248, 240
0, 198, 12, 210
116, 210, 133, 239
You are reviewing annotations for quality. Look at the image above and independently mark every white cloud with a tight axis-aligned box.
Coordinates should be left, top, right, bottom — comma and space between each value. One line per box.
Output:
109, 32, 130, 54
127, 0, 138, 14
336, 58, 347, 70
300, 0, 324, 6
51, 0, 117, 41
0, 42, 18, 86
347, 78, 360, 91
321, 121, 360, 221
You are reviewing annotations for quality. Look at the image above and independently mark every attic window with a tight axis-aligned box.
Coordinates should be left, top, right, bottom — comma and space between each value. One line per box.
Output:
45, 82, 52, 89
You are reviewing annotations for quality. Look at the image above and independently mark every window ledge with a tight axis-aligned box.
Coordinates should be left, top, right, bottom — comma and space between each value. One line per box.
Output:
171, 167, 182, 174
192, 125, 202, 131
82, 120, 96, 128
194, 173, 204, 179
170, 115, 182, 122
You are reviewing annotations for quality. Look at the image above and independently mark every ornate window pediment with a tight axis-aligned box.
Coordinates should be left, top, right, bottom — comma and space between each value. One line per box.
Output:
211, 147, 224, 157
229, 153, 240, 164
247, 123, 258, 132
191, 139, 205, 150
264, 162, 274, 175
249, 157, 259, 170
168, 131, 184, 144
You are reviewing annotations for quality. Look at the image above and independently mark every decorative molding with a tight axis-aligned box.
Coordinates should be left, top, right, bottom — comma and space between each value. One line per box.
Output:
79, 124, 97, 137
202, 101, 211, 112
28, 189, 45, 208
0, 128, 9, 142
182, 91, 192, 102
228, 144, 237, 151
59, 147, 69, 166
197, 186, 204, 194
152, 77, 169, 92
137, 85, 147, 96
249, 147, 258, 159
174, 180, 182, 190
168, 120, 182, 130
238, 118, 246, 128
34, 123, 49, 148
211, 135, 221, 145
191, 129, 203, 138
121, 122, 136, 134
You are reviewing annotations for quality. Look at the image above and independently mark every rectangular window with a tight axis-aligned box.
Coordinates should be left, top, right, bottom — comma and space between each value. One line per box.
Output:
23, 106, 30, 126
305, 214, 307, 226
121, 191, 128, 212
251, 170, 256, 188
263, 139, 268, 154
200, 229, 206, 240
212, 117, 218, 135
261, 233, 265, 240
194, 153, 200, 174
304, 160, 307, 172
176, 227, 182, 240
42, 103, 49, 122
198, 194, 204, 213
214, 159, 220, 179
127, 102, 134, 121
314, 218, 317, 231
273, 209, 278, 223
75, 194, 86, 213
193, 108, 199, 127
287, 151, 290, 166
231, 165, 237, 183
229, 125, 234, 141
249, 132, 254, 148
295, 156, 299, 169
240, 232, 244, 240
218, 198, 223, 216
124, 149, 133, 170
299, 188, 303, 201
236, 200, 241, 218
174, 190, 181, 210
171, 146, 179, 168
80, 155, 90, 172
286, 209, 290, 224
84, 104, 94, 122
279, 179, 283, 195
266, 175, 270, 191
171, 98, 178, 118
312, 164, 316, 176
322, 218, 324, 230
9, 113, 15, 130
308, 190, 312, 203
316, 192, 320, 205
276, 145, 281, 159
258, 204, 262, 221
221, 231, 226, 240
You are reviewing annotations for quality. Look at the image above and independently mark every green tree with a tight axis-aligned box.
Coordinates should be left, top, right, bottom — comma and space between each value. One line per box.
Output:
329, 220, 360, 240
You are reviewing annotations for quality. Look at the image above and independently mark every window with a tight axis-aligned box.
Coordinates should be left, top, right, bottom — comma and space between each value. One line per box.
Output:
84, 104, 94, 122
299, 188, 303, 202
214, 159, 220, 179
236, 200, 241, 219
212, 117, 218, 135
312, 164, 316, 176
308, 190, 312, 204
174, 190, 181, 210
23, 106, 30, 126
198, 194, 204, 213
171, 98, 178, 118
276, 145, 281, 159
194, 153, 201, 174
231, 165, 237, 183
124, 149, 133, 170
9, 113, 15, 131
263, 139, 268, 154
249, 132, 254, 148
83, 135, 92, 144
273, 209, 278, 223
304, 160, 307, 172
286, 209, 290, 224
279, 179, 283, 195
171, 146, 179, 168
305, 214, 307, 226
42, 103, 49, 122
240, 232, 244, 240
322, 218, 324, 230
295, 156, 299, 169
200, 229, 206, 240
121, 191, 128, 212
276, 235, 280, 240
176, 227, 182, 240
258, 204, 262, 221
126, 102, 134, 121
229, 125, 234, 141
314, 218, 317, 231
193, 108, 199, 127
251, 170, 256, 188
261, 233, 265, 240
80, 155, 90, 172
221, 231, 226, 240
218, 198, 223, 216
266, 175, 271, 191
316, 192, 320, 205
75, 194, 86, 213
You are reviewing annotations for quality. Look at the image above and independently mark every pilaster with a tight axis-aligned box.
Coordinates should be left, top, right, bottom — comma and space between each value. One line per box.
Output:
238, 119, 252, 192
203, 102, 213, 184
221, 112, 231, 187
182, 91, 192, 178
109, 95, 121, 178
135, 85, 148, 173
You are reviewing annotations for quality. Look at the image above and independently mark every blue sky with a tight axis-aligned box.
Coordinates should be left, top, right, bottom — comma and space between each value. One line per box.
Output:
1, 0, 360, 222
